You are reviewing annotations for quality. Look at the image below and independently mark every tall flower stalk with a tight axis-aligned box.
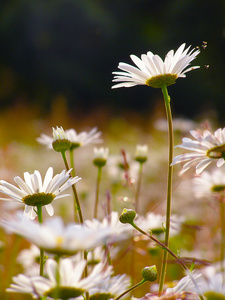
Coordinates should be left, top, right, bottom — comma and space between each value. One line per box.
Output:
112, 43, 200, 292
36, 204, 44, 276
158, 84, 174, 293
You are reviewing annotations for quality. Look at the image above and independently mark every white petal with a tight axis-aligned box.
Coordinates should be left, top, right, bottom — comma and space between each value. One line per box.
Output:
45, 204, 54, 216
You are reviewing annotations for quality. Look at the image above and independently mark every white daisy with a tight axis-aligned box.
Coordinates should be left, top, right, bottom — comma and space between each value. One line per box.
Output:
37, 127, 102, 150
0, 167, 81, 219
0, 213, 116, 255
85, 211, 133, 244
193, 168, 225, 199
17, 244, 41, 276
172, 127, 225, 175
136, 212, 184, 238
89, 273, 131, 299
93, 147, 109, 167
112, 43, 200, 89
8, 257, 113, 299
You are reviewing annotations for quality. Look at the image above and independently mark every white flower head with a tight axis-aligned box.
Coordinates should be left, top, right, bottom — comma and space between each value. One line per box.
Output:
0, 167, 81, 220
193, 168, 225, 199
52, 126, 72, 152
93, 147, 109, 167
85, 211, 133, 244
0, 213, 116, 255
17, 244, 41, 276
37, 127, 102, 150
7, 257, 113, 299
112, 43, 200, 89
172, 127, 225, 175
52, 126, 69, 142
135, 145, 148, 163
89, 273, 131, 299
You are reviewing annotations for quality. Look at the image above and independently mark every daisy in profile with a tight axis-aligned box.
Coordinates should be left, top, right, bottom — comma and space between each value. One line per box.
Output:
37, 127, 102, 150
112, 43, 200, 89
0, 213, 116, 255
0, 167, 81, 219
172, 127, 225, 174
7, 257, 113, 299
193, 168, 225, 200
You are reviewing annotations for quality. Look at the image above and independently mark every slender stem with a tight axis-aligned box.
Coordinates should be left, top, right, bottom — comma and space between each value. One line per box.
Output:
131, 221, 204, 299
135, 162, 143, 214
94, 166, 102, 218
69, 149, 75, 177
61, 150, 88, 300
37, 205, 44, 276
220, 198, 225, 284
158, 84, 174, 294
114, 279, 146, 300
61, 151, 84, 224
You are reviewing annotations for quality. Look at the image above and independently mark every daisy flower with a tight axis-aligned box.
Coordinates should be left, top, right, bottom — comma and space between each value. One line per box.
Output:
0, 167, 81, 219
89, 273, 131, 299
37, 127, 102, 150
0, 213, 115, 255
17, 244, 42, 276
85, 211, 134, 243
193, 168, 225, 199
7, 257, 113, 299
172, 127, 225, 175
112, 43, 200, 89
93, 147, 109, 167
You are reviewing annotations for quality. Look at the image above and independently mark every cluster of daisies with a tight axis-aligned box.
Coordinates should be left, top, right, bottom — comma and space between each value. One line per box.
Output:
0, 43, 225, 300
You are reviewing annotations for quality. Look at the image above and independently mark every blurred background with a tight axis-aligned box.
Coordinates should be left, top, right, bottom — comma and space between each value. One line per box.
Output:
0, 0, 224, 134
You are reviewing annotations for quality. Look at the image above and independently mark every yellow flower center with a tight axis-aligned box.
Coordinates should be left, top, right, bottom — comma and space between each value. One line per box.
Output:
206, 144, 225, 159
71, 142, 81, 150
204, 291, 225, 300
22, 192, 55, 206
146, 74, 178, 88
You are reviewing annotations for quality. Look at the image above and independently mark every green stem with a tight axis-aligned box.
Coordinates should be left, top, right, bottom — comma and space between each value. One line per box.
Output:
94, 166, 102, 219
220, 199, 225, 284
69, 149, 75, 177
131, 222, 204, 299
135, 162, 143, 214
37, 204, 44, 276
61, 151, 88, 300
114, 279, 146, 300
158, 84, 174, 294
61, 151, 84, 224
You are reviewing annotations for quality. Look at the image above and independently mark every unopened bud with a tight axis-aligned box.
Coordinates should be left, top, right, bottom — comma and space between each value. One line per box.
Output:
141, 265, 157, 282
119, 208, 136, 224
135, 145, 148, 164
93, 147, 109, 167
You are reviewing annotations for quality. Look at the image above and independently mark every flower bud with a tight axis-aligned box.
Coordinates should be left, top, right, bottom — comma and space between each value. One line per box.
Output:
93, 147, 109, 167
135, 145, 148, 164
52, 126, 71, 152
141, 265, 157, 282
119, 208, 136, 224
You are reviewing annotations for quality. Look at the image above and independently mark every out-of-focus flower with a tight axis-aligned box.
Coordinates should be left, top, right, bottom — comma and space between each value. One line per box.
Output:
112, 43, 200, 89
0, 167, 81, 219
93, 147, 109, 167
85, 211, 133, 243
37, 127, 102, 150
0, 213, 116, 255
172, 128, 225, 175
135, 145, 148, 164
154, 118, 197, 133
132, 272, 202, 299
89, 273, 131, 299
17, 244, 41, 276
136, 212, 184, 237
193, 168, 225, 199
7, 257, 113, 299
